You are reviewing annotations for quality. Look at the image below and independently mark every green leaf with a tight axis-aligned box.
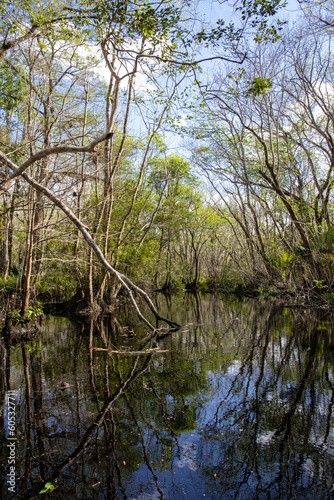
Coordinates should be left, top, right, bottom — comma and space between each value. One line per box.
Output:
245, 77, 272, 97
39, 482, 55, 494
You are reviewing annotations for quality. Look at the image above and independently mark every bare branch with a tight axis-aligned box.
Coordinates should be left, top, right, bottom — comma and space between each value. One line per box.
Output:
0, 132, 113, 194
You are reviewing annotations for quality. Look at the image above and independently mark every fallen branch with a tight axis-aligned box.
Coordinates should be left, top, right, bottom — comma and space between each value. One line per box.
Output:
93, 348, 169, 355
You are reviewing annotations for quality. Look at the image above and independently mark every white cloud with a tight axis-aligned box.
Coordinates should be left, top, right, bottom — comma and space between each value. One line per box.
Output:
79, 40, 159, 94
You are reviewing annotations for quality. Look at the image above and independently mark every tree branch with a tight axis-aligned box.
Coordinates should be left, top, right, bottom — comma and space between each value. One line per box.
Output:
0, 132, 113, 194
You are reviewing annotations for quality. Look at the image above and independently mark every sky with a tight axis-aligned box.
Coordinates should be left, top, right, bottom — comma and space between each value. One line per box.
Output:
81, 0, 305, 158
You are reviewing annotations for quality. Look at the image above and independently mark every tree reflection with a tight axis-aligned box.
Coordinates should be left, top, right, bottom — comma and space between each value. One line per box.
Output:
0, 300, 333, 499
201, 306, 334, 498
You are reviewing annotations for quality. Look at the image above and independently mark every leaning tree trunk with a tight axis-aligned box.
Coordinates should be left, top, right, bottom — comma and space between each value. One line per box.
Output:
1, 152, 180, 331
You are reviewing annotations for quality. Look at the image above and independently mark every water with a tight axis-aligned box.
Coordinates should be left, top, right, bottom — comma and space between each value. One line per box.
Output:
1, 294, 334, 499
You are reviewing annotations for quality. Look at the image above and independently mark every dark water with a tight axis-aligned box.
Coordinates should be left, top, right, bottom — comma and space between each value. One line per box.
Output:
1, 295, 334, 499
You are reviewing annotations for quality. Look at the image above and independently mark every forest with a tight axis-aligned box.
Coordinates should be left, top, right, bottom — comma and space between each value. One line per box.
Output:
2, 2, 334, 498
1, 0, 334, 331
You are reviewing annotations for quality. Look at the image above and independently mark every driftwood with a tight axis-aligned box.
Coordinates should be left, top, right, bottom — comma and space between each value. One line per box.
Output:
93, 347, 168, 356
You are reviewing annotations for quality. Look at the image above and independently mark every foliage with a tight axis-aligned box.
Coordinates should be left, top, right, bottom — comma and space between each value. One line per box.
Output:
36, 271, 77, 301
0, 275, 20, 294
39, 482, 55, 494
245, 76, 273, 96
0, 59, 27, 111
10, 302, 43, 324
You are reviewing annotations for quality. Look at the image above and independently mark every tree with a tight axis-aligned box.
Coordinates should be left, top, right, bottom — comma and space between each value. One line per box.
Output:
191, 14, 334, 290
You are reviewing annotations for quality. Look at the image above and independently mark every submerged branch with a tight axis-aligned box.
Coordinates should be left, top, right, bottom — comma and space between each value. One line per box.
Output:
93, 348, 169, 355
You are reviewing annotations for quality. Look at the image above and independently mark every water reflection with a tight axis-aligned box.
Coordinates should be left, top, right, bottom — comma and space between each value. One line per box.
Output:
0, 296, 334, 499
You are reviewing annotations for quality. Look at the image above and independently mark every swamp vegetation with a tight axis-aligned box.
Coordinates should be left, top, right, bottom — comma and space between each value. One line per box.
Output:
1, 0, 334, 497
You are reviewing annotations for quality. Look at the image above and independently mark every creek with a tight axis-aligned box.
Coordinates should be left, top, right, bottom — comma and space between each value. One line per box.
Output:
0, 294, 334, 499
